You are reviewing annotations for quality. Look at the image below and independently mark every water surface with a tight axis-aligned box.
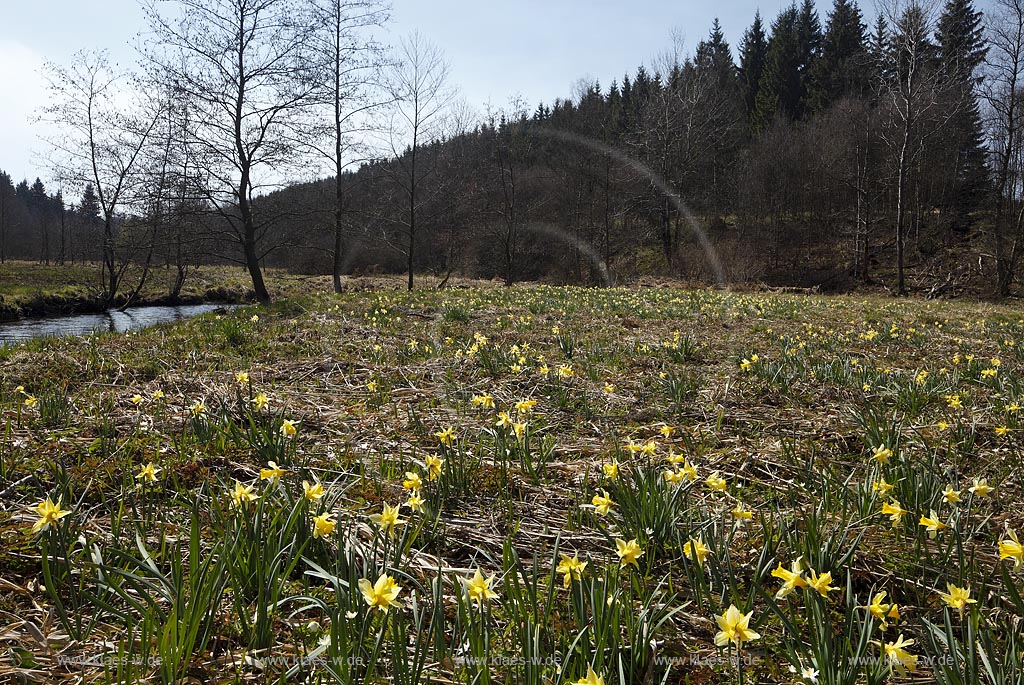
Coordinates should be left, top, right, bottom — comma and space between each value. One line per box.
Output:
0, 304, 231, 345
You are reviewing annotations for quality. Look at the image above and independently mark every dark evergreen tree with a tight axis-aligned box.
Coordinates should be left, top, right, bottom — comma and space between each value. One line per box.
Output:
935, 0, 988, 229
796, 0, 824, 112
695, 18, 737, 89
809, 0, 868, 111
738, 11, 768, 125
753, 5, 802, 131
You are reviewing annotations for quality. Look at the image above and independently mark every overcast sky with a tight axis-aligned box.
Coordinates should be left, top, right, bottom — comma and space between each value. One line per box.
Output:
3, 0, 854, 186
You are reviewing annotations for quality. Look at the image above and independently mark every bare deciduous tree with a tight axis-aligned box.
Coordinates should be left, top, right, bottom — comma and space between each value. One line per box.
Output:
382, 32, 455, 290
40, 49, 161, 305
984, 0, 1024, 295
141, 0, 317, 303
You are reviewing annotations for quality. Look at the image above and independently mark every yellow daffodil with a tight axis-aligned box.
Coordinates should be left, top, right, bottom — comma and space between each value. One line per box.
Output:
557, 364, 574, 378
136, 462, 160, 483
603, 382, 616, 393
279, 419, 298, 437
881, 499, 908, 527
705, 472, 726, 492
402, 471, 423, 492
152, 389, 164, 400
358, 573, 402, 613
370, 503, 405, 536
462, 569, 499, 606
572, 666, 604, 685
808, 569, 836, 597
130, 394, 143, 406
471, 394, 494, 409
30, 496, 70, 534
556, 553, 587, 587
969, 478, 993, 497
664, 469, 686, 484
999, 529, 1024, 568
942, 485, 960, 504
614, 538, 643, 567
189, 400, 206, 416
732, 502, 754, 525
682, 460, 699, 481
311, 512, 337, 538
683, 536, 710, 566
872, 477, 894, 498
515, 399, 537, 414
919, 510, 947, 538
303, 480, 325, 501
659, 425, 675, 438
235, 371, 249, 386
252, 392, 269, 411
591, 489, 615, 516
230, 480, 258, 508
435, 426, 456, 446
602, 460, 619, 481
513, 422, 527, 439
864, 590, 900, 631
714, 604, 760, 648
424, 455, 444, 480
24, 395, 37, 408
260, 461, 288, 482
495, 411, 513, 428
405, 492, 424, 512
871, 445, 892, 464
771, 557, 808, 599
884, 634, 918, 672
938, 583, 977, 612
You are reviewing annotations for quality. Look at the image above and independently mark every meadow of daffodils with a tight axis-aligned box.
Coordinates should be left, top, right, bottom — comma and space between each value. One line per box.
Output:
2, 285, 1023, 684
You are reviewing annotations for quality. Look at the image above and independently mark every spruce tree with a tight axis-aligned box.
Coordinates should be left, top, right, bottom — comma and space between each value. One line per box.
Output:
935, 0, 987, 229
796, 0, 824, 113
809, 0, 868, 112
696, 18, 737, 89
753, 5, 802, 131
739, 11, 769, 123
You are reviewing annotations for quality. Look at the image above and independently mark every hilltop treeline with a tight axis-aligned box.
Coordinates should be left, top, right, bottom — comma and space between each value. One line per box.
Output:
14, 0, 1024, 300
262, 0, 1019, 295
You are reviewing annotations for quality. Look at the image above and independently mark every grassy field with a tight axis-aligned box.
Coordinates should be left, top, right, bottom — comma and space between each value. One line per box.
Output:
1, 283, 1023, 684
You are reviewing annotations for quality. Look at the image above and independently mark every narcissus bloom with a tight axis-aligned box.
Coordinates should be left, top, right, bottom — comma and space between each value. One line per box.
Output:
152, 389, 165, 400
591, 489, 615, 515
664, 469, 686, 485
470, 394, 494, 409
515, 399, 537, 414
603, 383, 616, 394
731, 502, 754, 525
495, 412, 513, 428
405, 492, 424, 512
189, 400, 206, 416
614, 538, 643, 567
556, 553, 587, 587
424, 455, 444, 480
572, 666, 604, 685
942, 485, 960, 504
872, 477, 894, 498
938, 583, 977, 612
884, 634, 918, 672
969, 478, 994, 497
136, 462, 160, 483
23, 395, 37, 408
358, 573, 402, 613
871, 445, 893, 464
512, 422, 527, 439
602, 460, 619, 481
252, 392, 269, 411
865, 591, 900, 631
303, 480, 325, 501
807, 569, 836, 597
130, 394, 144, 406
705, 472, 726, 491
660, 425, 675, 438
881, 499, 909, 527
772, 557, 808, 599
999, 529, 1024, 568
370, 503, 405, 536
260, 461, 288, 482
714, 604, 760, 648
557, 364, 574, 378
682, 460, 699, 481
230, 480, 258, 508
402, 471, 423, 492
919, 510, 947, 538
311, 512, 337, 538
279, 419, 298, 437
235, 371, 249, 386
683, 536, 710, 566
435, 426, 456, 446
31, 496, 70, 534
462, 569, 499, 606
